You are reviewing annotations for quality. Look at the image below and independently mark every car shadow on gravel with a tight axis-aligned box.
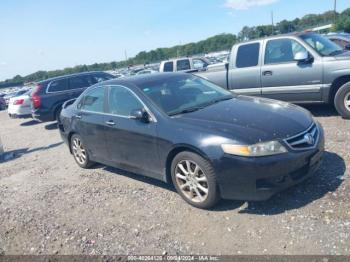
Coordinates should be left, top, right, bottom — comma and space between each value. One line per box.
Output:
44, 122, 58, 130
301, 104, 338, 117
0, 142, 64, 163
20, 119, 41, 126
215, 151, 345, 214
103, 166, 176, 192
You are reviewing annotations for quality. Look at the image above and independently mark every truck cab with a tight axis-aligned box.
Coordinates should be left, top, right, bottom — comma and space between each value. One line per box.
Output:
159, 57, 209, 73
198, 32, 350, 118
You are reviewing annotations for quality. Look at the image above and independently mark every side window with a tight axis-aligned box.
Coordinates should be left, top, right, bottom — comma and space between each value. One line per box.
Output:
265, 39, 307, 64
192, 59, 206, 69
163, 62, 174, 72
91, 74, 114, 84
176, 59, 191, 71
80, 87, 105, 113
236, 43, 260, 68
69, 76, 94, 90
48, 79, 69, 92
108, 86, 143, 116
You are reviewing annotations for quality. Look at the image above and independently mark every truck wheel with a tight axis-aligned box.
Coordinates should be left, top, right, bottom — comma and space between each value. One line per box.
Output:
171, 151, 220, 209
334, 82, 350, 119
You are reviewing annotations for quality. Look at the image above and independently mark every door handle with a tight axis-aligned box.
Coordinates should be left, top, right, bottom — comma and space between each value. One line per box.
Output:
262, 70, 273, 76
105, 120, 116, 126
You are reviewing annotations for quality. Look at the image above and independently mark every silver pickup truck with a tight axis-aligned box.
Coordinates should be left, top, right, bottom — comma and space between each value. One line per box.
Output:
197, 32, 350, 118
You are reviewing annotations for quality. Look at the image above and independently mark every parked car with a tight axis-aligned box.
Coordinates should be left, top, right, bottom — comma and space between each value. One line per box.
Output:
326, 34, 350, 50
31, 71, 114, 122
0, 96, 6, 110
3, 89, 29, 107
58, 73, 324, 209
159, 57, 210, 73
197, 32, 350, 119
136, 69, 158, 75
8, 89, 33, 118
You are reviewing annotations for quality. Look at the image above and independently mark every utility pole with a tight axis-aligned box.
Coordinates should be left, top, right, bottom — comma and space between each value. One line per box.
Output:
333, 0, 337, 25
124, 50, 128, 61
271, 11, 274, 35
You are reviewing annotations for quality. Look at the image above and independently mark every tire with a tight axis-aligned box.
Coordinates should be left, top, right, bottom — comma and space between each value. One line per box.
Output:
334, 82, 350, 119
171, 151, 220, 209
70, 134, 95, 168
55, 106, 62, 122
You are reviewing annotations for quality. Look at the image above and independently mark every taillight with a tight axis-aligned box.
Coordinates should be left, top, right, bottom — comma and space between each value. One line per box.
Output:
32, 84, 43, 109
14, 99, 24, 105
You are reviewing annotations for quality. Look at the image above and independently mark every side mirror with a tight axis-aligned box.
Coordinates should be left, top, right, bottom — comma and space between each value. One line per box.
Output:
294, 51, 308, 62
129, 109, 150, 123
345, 44, 350, 50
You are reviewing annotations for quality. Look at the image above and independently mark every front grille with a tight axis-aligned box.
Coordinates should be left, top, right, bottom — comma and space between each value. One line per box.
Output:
284, 123, 318, 150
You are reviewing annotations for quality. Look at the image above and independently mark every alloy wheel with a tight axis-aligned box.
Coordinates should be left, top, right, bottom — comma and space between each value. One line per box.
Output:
174, 160, 209, 203
344, 91, 350, 112
72, 137, 87, 165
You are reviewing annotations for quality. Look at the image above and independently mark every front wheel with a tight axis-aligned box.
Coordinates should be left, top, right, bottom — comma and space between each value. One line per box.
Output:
334, 82, 350, 119
171, 151, 220, 209
70, 134, 94, 168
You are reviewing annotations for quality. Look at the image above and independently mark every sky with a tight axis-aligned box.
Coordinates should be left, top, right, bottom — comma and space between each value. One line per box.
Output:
0, 0, 349, 81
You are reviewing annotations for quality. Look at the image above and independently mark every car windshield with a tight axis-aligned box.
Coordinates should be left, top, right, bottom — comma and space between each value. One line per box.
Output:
138, 74, 234, 116
300, 33, 344, 56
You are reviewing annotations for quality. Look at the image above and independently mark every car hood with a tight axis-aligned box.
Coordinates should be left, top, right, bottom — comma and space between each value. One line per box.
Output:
173, 96, 313, 144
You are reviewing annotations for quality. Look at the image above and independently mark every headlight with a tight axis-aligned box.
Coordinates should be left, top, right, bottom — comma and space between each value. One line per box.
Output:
221, 141, 287, 157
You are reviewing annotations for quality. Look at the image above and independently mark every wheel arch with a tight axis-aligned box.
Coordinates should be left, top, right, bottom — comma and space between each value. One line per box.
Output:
164, 144, 212, 184
67, 131, 76, 154
329, 75, 350, 104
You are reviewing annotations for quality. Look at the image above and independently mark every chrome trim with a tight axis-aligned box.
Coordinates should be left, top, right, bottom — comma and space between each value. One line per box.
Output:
283, 123, 319, 151
261, 85, 322, 95
46, 79, 86, 94
78, 84, 157, 123
231, 88, 261, 95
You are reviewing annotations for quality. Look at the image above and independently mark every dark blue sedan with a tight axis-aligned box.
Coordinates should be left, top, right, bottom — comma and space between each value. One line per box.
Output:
59, 73, 324, 209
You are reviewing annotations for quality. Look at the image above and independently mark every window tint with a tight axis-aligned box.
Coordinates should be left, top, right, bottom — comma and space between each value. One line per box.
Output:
176, 59, 191, 71
108, 86, 143, 116
236, 43, 260, 68
69, 76, 94, 89
265, 39, 307, 64
80, 87, 105, 113
48, 79, 69, 92
163, 62, 174, 72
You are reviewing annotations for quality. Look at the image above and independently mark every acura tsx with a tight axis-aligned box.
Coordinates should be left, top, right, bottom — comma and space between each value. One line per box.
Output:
58, 73, 324, 209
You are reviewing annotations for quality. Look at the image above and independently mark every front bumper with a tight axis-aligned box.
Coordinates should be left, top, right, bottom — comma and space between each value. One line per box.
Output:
214, 125, 325, 201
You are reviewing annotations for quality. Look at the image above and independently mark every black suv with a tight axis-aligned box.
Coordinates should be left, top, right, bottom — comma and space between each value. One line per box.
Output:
31, 71, 114, 122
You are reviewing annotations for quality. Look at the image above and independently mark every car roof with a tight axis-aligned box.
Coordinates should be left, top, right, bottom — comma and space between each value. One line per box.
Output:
100, 72, 188, 87
237, 32, 312, 45
38, 71, 107, 84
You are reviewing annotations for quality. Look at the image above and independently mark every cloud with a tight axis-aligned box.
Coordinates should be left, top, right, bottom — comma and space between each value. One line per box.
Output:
225, 0, 278, 10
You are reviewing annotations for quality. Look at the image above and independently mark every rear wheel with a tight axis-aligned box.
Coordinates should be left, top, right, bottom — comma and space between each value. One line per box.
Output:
70, 134, 94, 168
334, 82, 350, 119
171, 151, 220, 209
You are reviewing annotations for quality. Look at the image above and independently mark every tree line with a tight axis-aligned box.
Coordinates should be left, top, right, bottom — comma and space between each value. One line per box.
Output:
1, 8, 349, 88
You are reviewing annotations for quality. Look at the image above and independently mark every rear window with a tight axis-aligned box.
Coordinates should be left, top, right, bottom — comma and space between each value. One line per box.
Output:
236, 43, 260, 68
176, 59, 191, 71
48, 79, 69, 92
163, 62, 174, 72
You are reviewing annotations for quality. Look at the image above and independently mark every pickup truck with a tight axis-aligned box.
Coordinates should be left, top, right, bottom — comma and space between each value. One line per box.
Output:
159, 57, 210, 73
197, 32, 350, 118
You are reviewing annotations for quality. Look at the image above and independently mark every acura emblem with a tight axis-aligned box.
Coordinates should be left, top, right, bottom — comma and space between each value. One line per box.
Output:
304, 133, 314, 145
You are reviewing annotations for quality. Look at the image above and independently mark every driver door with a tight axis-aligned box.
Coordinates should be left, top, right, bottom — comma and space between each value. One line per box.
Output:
260, 38, 323, 102
103, 85, 160, 178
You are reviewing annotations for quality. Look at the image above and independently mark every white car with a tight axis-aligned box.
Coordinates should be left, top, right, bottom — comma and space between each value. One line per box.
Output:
8, 90, 32, 118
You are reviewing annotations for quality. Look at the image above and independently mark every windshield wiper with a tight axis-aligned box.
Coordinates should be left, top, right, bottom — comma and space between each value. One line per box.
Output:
328, 49, 344, 56
168, 106, 205, 116
200, 96, 233, 107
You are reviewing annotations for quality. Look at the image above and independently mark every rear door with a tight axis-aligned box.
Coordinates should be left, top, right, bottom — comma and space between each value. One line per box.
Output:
75, 86, 109, 161
228, 42, 262, 96
104, 85, 160, 178
68, 75, 95, 99
260, 37, 323, 102
176, 59, 191, 72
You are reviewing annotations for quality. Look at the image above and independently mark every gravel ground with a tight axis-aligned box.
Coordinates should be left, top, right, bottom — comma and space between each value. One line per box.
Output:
0, 104, 349, 255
